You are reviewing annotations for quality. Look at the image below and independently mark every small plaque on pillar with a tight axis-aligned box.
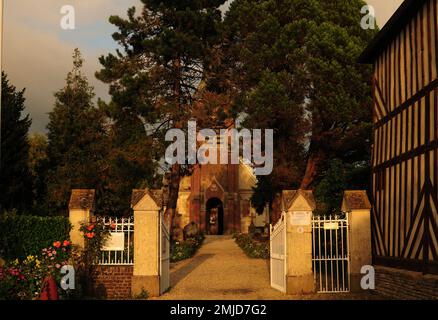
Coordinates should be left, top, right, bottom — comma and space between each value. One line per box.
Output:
323, 222, 339, 230
102, 233, 125, 251
289, 211, 311, 226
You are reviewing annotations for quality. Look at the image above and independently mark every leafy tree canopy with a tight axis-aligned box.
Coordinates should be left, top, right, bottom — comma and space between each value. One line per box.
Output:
223, 0, 377, 213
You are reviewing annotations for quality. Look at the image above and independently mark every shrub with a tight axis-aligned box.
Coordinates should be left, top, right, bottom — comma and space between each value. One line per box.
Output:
0, 240, 72, 300
67, 219, 110, 299
0, 255, 46, 300
170, 234, 205, 263
234, 233, 269, 259
0, 213, 71, 261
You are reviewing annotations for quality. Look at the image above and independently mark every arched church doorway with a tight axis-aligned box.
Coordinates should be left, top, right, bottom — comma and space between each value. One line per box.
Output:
206, 198, 224, 235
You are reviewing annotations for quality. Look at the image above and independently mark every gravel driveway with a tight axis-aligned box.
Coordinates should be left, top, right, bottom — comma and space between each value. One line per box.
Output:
153, 235, 382, 300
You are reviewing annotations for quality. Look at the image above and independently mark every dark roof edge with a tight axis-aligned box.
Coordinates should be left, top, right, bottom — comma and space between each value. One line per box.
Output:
358, 0, 428, 64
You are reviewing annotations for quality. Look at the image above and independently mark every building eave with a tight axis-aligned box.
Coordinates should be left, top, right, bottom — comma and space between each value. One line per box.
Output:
358, 0, 428, 64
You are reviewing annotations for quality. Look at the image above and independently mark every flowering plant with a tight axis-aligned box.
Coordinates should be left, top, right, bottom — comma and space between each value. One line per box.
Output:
79, 219, 110, 264
0, 256, 43, 299
75, 219, 110, 296
0, 240, 72, 300
41, 240, 71, 277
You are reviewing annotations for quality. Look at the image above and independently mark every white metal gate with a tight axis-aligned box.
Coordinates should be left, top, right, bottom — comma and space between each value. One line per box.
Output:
159, 212, 170, 295
270, 212, 287, 293
312, 214, 350, 293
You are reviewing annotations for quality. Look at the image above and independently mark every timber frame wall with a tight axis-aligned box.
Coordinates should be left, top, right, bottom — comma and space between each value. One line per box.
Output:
370, 0, 437, 274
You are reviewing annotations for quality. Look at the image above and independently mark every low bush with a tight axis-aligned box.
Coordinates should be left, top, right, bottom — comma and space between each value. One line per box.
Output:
234, 233, 269, 259
0, 240, 72, 300
170, 234, 205, 263
0, 218, 110, 300
0, 213, 71, 261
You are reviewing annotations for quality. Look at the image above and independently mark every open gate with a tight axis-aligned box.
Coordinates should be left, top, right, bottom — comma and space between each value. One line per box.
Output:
159, 211, 170, 295
312, 214, 350, 293
270, 212, 287, 293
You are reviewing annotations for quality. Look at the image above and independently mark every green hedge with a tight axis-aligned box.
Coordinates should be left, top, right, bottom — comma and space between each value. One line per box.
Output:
0, 214, 71, 260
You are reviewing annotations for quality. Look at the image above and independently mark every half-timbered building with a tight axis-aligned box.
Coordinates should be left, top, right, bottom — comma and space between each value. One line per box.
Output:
359, 0, 437, 274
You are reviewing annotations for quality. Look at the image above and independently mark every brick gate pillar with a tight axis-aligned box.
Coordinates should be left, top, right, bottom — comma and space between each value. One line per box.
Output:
283, 190, 316, 294
131, 189, 163, 297
68, 189, 95, 249
342, 190, 372, 292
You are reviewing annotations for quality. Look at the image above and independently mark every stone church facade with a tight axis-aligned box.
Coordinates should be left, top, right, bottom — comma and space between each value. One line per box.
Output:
175, 160, 269, 235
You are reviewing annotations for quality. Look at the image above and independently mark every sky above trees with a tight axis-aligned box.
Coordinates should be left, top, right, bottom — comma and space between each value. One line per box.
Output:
3, 0, 403, 133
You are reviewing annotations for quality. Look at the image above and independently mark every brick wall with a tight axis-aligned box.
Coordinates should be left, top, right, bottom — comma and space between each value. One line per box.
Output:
93, 266, 133, 299
375, 266, 438, 300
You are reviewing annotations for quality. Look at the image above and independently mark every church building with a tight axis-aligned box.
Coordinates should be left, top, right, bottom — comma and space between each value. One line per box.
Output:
175, 137, 269, 235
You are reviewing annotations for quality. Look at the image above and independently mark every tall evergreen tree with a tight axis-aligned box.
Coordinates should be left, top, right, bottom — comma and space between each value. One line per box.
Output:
0, 72, 32, 212
97, 0, 227, 229
28, 133, 49, 214
224, 0, 377, 212
46, 49, 107, 215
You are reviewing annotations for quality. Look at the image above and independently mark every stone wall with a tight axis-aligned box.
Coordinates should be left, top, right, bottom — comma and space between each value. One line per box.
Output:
375, 266, 438, 300
93, 266, 133, 299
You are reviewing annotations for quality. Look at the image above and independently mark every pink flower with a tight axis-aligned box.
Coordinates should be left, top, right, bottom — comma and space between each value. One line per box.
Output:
55, 264, 61, 269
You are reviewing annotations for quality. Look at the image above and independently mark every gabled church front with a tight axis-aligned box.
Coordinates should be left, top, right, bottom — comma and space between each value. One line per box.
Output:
176, 157, 269, 235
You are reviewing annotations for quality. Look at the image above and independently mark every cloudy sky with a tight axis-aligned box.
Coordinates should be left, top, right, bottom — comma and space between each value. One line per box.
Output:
2, 0, 403, 133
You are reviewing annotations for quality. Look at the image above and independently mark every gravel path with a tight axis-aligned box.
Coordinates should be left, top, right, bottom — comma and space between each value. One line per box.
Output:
154, 235, 382, 300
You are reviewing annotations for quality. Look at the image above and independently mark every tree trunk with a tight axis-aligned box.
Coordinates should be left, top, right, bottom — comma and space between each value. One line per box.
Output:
165, 57, 183, 239
300, 142, 325, 190
165, 162, 181, 239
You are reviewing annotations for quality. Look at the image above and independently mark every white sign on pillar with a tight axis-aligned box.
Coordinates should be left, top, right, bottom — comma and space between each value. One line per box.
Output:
289, 211, 312, 226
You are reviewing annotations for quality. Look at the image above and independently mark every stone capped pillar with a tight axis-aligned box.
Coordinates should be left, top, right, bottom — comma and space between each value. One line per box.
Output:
131, 189, 164, 297
342, 190, 372, 292
68, 189, 95, 249
283, 190, 316, 295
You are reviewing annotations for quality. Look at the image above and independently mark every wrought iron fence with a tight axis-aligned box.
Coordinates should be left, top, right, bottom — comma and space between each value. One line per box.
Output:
96, 216, 134, 265
312, 213, 350, 293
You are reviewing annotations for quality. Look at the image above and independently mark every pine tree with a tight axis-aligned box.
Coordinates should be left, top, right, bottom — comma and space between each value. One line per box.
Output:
28, 133, 49, 214
97, 0, 227, 229
46, 49, 107, 215
0, 72, 32, 212
224, 0, 377, 212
